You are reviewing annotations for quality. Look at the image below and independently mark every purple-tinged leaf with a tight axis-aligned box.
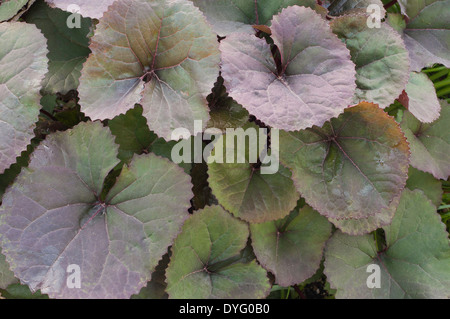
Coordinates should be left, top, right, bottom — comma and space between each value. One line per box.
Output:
221, 6, 356, 131
400, 100, 450, 180
250, 205, 332, 286
400, 72, 441, 123
0, 121, 193, 298
0, 22, 48, 174
395, 0, 450, 71
166, 205, 271, 299
78, 0, 220, 140
279, 102, 410, 221
330, 15, 410, 108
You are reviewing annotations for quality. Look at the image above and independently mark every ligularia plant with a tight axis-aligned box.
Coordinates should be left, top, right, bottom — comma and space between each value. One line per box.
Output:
0, 0, 449, 299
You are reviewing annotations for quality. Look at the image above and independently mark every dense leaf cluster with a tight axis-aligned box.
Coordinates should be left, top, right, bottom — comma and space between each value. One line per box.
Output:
0, 0, 449, 299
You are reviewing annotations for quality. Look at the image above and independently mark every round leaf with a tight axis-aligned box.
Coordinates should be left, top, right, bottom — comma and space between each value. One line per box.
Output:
166, 205, 271, 299
330, 15, 410, 108
78, 0, 220, 140
207, 123, 299, 223
250, 205, 332, 286
279, 102, 410, 221
220, 6, 356, 131
324, 189, 450, 299
400, 100, 450, 180
0, 22, 48, 174
0, 121, 193, 298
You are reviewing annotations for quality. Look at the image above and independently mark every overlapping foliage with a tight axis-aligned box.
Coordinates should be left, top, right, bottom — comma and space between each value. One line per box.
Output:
0, 0, 449, 299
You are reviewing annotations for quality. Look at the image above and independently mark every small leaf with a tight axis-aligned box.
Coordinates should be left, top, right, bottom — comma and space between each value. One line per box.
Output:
400, 100, 450, 180
207, 123, 299, 223
25, 0, 92, 94
397, 0, 450, 71
0, 121, 193, 298
220, 6, 356, 131
166, 205, 271, 299
279, 102, 410, 220
78, 0, 220, 140
250, 205, 332, 286
330, 15, 410, 108
0, 22, 48, 174
190, 0, 317, 36
400, 72, 441, 123
44, 0, 115, 18
324, 189, 450, 299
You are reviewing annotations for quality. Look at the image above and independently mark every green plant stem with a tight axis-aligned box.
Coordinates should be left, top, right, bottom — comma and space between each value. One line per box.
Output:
422, 66, 448, 73
437, 86, 450, 97
434, 78, 450, 89
429, 69, 449, 82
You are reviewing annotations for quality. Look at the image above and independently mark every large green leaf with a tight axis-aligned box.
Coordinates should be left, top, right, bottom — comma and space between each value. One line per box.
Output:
207, 123, 299, 223
324, 189, 450, 298
330, 15, 410, 108
396, 0, 450, 71
250, 205, 332, 286
0, 0, 28, 22
279, 102, 410, 221
400, 100, 450, 180
0, 22, 48, 174
78, 0, 220, 140
190, 0, 317, 36
166, 205, 271, 298
25, 0, 92, 94
0, 121, 193, 298
220, 6, 356, 131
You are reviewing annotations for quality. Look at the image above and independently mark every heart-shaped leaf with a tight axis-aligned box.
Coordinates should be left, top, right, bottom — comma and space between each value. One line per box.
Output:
0, 22, 48, 174
207, 123, 299, 223
0, 121, 193, 298
396, 0, 450, 71
190, 0, 317, 36
330, 15, 410, 108
399, 72, 441, 123
324, 189, 450, 299
400, 100, 450, 180
44, 0, 115, 18
0, 0, 29, 21
250, 205, 332, 286
220, 6, 356, 131
25, 0, 92, 94
279, 102, 410, 220
166, 205, 271, 298
78, 0, 220, 140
